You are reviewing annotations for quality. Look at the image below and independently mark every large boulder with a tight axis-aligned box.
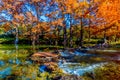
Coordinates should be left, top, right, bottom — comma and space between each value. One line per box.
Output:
31, 52, 59, 63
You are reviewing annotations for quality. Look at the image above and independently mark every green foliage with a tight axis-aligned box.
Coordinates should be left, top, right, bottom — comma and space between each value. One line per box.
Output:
83, 62, 120, 80
94, 63, 120, 80
0, 44, 63, 50
0, 38, 14, 43
0, 49, 29, 59
38, 67, 63, 80
4, 64, 39, 80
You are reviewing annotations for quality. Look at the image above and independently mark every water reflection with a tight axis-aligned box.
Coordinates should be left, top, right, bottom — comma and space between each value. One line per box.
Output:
0, 46, 120, 79
0, 67, 12, 78
0, 47, 35, 79
0, 60, 4, 66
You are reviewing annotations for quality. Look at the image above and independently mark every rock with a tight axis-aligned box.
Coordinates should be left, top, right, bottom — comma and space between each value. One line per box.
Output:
59, 50, 75, 59
39, 62, 58, 73
31, 52, 59, 63
61, 75, 82, 80
39, 65, 48, 72
52, 75, 82, 80
52, 75, 62, 80
32, 52, 58, 57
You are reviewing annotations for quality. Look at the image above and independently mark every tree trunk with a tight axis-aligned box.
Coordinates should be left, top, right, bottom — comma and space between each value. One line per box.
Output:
63, 25, 67, 48
88, 26, 91, 42
79, 17, 83, 47
69, 24, 73, 48
69, 14, 73, 48
88, 18, 91, 42
55, 26, 58, 46
115, 25, 118, 42
104, 26, 106, 43
88, 1, 91, 42
58, 27, 60, 45
69, 21, 73, 48
15, 26, 19, 52
36, 34, 40, 44
32, 33, 36, 46
32, 33, 36, 52
15, 26, 19, 45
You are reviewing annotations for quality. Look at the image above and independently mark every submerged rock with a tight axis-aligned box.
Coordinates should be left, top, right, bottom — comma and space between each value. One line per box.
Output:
39, 65, 48, 72
39, 62, 59, 73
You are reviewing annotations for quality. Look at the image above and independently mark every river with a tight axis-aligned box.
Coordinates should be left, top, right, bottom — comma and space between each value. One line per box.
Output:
0, 45, 120, 79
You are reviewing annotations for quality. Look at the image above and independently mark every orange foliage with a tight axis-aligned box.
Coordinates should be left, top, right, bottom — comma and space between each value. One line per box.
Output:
97, 0, 120, 24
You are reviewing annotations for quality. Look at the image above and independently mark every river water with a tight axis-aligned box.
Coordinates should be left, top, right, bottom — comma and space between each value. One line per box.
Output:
0, 45, 120, 79
59, 48, 120, 76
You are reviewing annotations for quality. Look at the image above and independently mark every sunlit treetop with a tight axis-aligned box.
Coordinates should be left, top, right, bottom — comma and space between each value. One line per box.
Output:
0, 0, 119, 27
97, 0, 120, 24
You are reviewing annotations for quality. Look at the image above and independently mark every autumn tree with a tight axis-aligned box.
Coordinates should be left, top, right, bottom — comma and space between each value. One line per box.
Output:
0, 0, 26, 44
95, 0, 120, 42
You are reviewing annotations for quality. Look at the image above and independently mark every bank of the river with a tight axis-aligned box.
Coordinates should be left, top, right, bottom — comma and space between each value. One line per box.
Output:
1, 38, 120, 48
